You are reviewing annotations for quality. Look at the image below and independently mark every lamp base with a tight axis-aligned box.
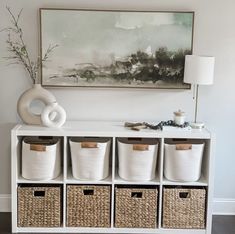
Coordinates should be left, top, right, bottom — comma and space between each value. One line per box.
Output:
190, 122, 205, 129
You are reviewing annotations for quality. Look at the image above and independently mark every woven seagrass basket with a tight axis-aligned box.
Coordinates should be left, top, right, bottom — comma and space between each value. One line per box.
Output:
162, 187, 206, 229
115, 187, 158, 228
17, 186, 61, 227
67, 185, 111, 227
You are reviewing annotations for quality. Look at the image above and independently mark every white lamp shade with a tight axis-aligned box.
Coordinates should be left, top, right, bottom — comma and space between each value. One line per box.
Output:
184, 55, 215, 85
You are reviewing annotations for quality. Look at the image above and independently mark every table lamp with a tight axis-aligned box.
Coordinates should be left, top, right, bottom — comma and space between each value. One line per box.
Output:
184, 55, 215, 129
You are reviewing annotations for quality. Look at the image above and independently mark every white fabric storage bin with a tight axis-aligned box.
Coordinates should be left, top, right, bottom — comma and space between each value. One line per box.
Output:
164, 142, 205, 182
69, 137, 111, 181
118, 138, 158, 181
22, 137, 61, 180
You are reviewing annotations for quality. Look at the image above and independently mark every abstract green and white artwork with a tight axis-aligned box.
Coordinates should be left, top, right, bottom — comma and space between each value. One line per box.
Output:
40, 9, 194, 88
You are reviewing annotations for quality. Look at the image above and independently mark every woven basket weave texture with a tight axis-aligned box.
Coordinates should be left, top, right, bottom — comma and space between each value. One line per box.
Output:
115, 187, 158, 228
67, 185, 111, 227
162, 187, 206, 229
18, 186, 61, 227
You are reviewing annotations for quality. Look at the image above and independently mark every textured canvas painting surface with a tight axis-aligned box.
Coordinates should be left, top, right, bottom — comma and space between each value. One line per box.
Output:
40, 10, 194, 88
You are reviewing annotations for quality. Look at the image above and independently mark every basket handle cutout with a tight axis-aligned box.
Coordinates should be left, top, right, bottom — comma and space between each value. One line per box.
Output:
179, 192, 190, 199
81, 142, 98, 148
127, 137, 142, 141
176, 144, 192, 150
83, 189, 94, 195
133, 144, 149, 151
34, 191, 45, 197
131, 192, 143, 198
30, 144, 46, 152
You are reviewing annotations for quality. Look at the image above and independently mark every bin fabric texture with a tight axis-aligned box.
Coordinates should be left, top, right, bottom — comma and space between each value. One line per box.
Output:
164, 143, 204, 182
67, 185, 111, 227
22, 136, 61, 180
162, 187, 206, 229
69, 137, 110, 180
115, 187, 158, 228
118, 138, 158, 181
17, 186, 61, 227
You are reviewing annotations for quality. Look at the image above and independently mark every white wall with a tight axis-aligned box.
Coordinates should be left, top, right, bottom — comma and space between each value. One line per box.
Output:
0, 0, 235, 210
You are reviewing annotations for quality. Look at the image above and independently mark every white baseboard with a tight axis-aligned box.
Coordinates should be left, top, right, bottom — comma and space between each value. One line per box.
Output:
213, 198, 235, 215
0, 194, 11, 212
0, 194, 235, 215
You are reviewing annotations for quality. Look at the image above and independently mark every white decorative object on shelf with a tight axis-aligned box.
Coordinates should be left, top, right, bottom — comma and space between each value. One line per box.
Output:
164, 142, 205, 182
17, 84, 56, 125
41, 102, 66, 128
173, 110, 186, 125
22, 136, 61, 180
69, 137, 110, 181
118, 138, 158, 181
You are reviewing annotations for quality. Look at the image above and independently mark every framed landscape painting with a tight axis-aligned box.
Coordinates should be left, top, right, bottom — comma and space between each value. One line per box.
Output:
40, 9, 194, 89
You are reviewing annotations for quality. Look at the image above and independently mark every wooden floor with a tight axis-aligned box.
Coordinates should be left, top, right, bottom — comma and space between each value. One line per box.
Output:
212, 215, 235, 234
0, 213, 234, 233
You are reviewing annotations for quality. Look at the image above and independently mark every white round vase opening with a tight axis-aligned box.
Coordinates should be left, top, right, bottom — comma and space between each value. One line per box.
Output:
17, 84, 56, 125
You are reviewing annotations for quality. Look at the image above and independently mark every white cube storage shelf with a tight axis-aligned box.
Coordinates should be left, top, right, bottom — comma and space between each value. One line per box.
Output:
11, 121, 215, 234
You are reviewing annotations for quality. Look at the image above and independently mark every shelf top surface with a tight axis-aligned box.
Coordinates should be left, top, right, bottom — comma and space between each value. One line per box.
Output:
13, 121, 212, 138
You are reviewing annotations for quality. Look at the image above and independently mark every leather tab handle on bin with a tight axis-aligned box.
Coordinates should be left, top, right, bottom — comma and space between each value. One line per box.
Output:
133, 144, 149, 151
30, 144, 46, 152
175, 144, 192, 150
81, 142, 98, 148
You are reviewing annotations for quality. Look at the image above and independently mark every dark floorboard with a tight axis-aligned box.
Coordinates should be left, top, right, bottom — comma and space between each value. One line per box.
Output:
212, 215, 235, 234
0, 213, 11, 234
0, 213, 234, 233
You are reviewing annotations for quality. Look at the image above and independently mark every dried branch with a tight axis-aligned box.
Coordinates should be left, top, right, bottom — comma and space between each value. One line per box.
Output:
42, 44, 59, 62
1, 6, 58, 84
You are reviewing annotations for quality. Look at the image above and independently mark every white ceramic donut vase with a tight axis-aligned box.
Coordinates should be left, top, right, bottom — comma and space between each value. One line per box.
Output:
17, 84, 56, 125
41, 102, 66, 128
